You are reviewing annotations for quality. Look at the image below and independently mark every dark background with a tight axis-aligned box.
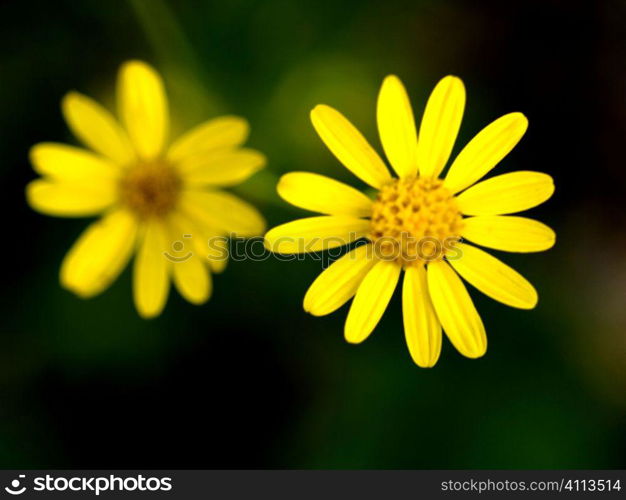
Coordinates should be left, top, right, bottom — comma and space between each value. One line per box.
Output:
0, 0, 624, 468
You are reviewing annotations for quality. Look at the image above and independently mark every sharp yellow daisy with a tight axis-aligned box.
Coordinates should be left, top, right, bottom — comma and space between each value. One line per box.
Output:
27, 60, 266, 318
265, 75, 555, 367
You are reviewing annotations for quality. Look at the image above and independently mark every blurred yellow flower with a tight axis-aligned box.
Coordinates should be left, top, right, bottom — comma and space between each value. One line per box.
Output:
27, 60, 266, 318
265, 75, 555, 367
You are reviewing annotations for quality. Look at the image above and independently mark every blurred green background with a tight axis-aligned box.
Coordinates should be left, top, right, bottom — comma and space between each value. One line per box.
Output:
1, 0, 625, 468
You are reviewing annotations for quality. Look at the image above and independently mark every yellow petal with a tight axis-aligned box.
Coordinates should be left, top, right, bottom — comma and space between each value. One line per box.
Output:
402, 266, 442, 367
449, 243, 537, 309
184, 219, 229, 274
377, 75, 418, 178
30, 143, 120, 182
344, 259, 401, 343
167, 211, 229, 273
179, 149, 265, 187
264, 216, 370, 254
416, 76, 466, 178
456, 171, 554, 215
26, 179, 116, 217
310, 104, 391, 189
304, 243, 376, 316
133, 219, 170, 318
277, 172, 373, 217
118, 60, 168, 160
206, 236, 229, 273
180, 190, 266, 237
171, 255, 212, 305
60, 209, 137, 298
165, 211, 205, 263
462, 216, 556, 252
167, 116, 249, 163
61, 91, 135, 166
426, 260, 486, 358
444, 112, 528, 194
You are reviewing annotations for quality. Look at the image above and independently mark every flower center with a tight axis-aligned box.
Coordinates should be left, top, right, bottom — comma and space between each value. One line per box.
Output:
119, 161, 181, 218
369, 177, 464, 267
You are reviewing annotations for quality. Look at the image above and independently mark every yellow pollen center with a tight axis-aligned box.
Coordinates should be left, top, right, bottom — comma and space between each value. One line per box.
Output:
119, 161, 181, 218
369, 177, 464, 267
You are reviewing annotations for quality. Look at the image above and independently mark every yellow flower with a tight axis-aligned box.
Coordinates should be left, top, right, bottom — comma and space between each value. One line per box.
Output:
265, 75, 555, 367
27, 60, 266, 318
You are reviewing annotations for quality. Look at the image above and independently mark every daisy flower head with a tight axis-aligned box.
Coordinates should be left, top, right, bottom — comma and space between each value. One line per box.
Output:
27, 60, 266, 318
265, 75, 555, 367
